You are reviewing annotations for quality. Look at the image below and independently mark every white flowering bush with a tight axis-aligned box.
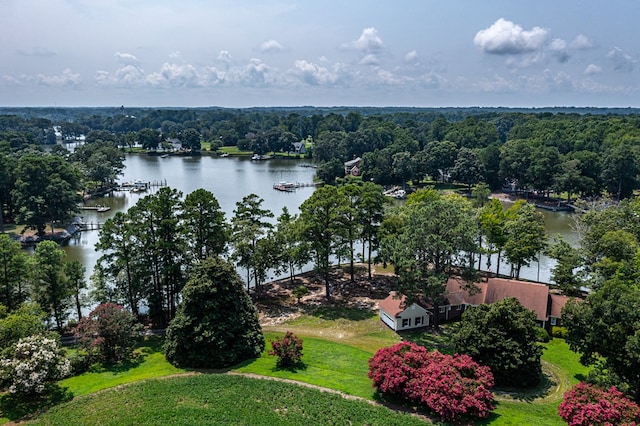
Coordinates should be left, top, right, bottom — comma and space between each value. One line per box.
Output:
0, 335, 71, 395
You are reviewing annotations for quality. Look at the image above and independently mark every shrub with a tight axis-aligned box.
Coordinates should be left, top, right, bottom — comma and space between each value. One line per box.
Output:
552, 326, 569, 339
0, 335, 71, 395
164, 256, 265, 368
368, 341, 494, 422
292, 286, 309, 304
269, 331, 303, 366
74, 303, 142, 365
536, 327, 551, 342
558, 382, 640, 426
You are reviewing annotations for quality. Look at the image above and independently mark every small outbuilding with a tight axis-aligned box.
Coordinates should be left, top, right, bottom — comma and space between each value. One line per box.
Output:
378, 291, 431, 331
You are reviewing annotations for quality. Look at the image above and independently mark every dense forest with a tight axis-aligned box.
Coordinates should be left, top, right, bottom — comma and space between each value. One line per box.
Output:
2, 106, 640, 227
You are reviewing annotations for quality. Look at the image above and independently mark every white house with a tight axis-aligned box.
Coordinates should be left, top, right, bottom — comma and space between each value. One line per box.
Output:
378, 291, 431, 331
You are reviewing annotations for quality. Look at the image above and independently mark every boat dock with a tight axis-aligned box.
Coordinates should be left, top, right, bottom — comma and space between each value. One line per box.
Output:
115, 179, 167, 192
273, 181, 318, 191
80, 205, 111, 212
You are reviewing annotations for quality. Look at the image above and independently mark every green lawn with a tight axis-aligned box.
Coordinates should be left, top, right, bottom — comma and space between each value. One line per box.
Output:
235, 332, 377, 399
26, 374, 429, 426
1, 313, 590, 425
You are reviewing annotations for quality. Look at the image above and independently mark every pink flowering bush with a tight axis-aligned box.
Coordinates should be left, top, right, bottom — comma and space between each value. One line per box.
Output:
269, 331, 303, 367
75, 303, 141, 365
368, 341, 495, 422
0, 335, 71, 395
559, 382, 640, 426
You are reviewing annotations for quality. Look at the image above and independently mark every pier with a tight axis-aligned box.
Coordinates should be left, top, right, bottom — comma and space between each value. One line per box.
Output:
115, 179, 167, 192
273, 181, 318, 191
80, 205, 111, 212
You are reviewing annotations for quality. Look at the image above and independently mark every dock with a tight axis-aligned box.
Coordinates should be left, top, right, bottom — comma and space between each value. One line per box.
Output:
80, 205, 111, 212
273, 181, 318, 191
115, 179, 167, 192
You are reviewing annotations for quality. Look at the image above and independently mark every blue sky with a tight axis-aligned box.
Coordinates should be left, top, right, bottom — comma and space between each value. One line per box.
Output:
1, 0, 638, 107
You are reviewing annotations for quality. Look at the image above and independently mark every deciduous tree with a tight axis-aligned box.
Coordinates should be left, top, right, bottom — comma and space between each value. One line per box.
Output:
453, 297, 543, 387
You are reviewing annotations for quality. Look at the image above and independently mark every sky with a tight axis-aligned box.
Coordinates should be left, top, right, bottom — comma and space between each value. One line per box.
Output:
1, 0, 639, 108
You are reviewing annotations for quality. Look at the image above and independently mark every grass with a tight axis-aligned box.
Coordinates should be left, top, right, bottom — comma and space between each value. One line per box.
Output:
59, 337, 183, 397
26, 374, 429, 426
2, 310, 590, 425
235, 331, 377, 399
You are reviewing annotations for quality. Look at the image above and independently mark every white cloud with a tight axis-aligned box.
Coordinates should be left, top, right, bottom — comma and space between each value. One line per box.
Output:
359, 54, 379, 66
404, 50, 419, 64
147, 63, 202, 88
169, 51, 182, 59
292, 60, 343, 85
217, 50, 232, 63
260, 39, 284, 53
607, 47, 634, 72
549, 38, 569, 63
4, 68, 81, 87
570, 34, 593, 50
231, 58, 274, 86
474, 18, 549, 55
584, 64, 602, 75
348, 27, 384, 53
115, 52, 141, 66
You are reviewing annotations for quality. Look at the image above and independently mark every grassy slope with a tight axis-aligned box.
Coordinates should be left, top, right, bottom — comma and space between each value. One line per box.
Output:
27, 375, 429, 426
5, 310, 589, 425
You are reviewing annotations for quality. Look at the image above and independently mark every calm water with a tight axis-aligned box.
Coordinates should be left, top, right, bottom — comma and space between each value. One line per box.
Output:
62, 154, 318, 281
62, 153, 576, 284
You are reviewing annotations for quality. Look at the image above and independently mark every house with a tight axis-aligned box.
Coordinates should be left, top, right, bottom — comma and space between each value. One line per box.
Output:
378, 292, 431, 331
344, 157, 362, 176
379, 277, 574, 331
291, 142, 306, 154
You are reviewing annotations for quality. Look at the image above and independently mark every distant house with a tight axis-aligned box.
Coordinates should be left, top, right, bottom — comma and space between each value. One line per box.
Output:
344, 157, 362, 176
379, 277, 574, 331
291, 142, 306, 154
166, 138, 182, 150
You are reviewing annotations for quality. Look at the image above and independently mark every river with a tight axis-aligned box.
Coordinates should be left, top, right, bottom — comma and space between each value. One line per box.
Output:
61, 153, 576, 285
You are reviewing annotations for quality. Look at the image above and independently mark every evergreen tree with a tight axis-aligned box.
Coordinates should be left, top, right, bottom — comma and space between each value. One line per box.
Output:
164, 256, 265, 368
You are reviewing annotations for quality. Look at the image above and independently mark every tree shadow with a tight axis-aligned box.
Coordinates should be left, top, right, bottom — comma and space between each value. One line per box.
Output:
309, 305, 373, 321
272, 361, 308, 373
0, 384, 73, 422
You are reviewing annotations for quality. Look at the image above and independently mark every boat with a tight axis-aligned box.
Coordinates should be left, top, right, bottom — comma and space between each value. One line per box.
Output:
220, 153, 230, 157
274, 182, 296, 192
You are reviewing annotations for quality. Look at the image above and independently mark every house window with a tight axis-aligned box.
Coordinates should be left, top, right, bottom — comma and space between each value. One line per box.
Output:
402, 318, 411, 327
439, 307, 445, 314
456, 304, 462, 311
550, 317, 557, 326
415, 316, 423, 326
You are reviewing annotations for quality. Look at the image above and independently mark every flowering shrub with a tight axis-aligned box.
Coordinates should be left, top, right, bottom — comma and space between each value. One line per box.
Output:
0, 335, 71, 395
269, 331, 303, 367
75, 303, 141, 365
558, 382, 640, 426
368, 341, 495, 422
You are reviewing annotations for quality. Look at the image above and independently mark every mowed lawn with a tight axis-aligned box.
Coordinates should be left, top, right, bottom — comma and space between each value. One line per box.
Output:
2, 308, 589, 425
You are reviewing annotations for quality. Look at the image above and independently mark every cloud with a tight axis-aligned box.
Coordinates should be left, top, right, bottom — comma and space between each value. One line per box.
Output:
584, 64, 602, 75
607, 47, 634, 72
231, 58, 274, 86
404, 50, 419, 64
147, 63, 202, 88
169, 51, 182, 59
474, 18, 549, 55
260, 39, 284, 53
347, 27, 384, 53
292, 60, 344, 85
359, 54, 379, 66
217, 50, 232, 63
570, 34, 593, 50
115, 52, 141, 66
4, 69, 81, 87
549, 38, 569, 63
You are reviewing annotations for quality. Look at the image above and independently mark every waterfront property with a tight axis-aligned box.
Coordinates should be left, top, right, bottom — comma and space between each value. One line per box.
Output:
379, 276, 573, 331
